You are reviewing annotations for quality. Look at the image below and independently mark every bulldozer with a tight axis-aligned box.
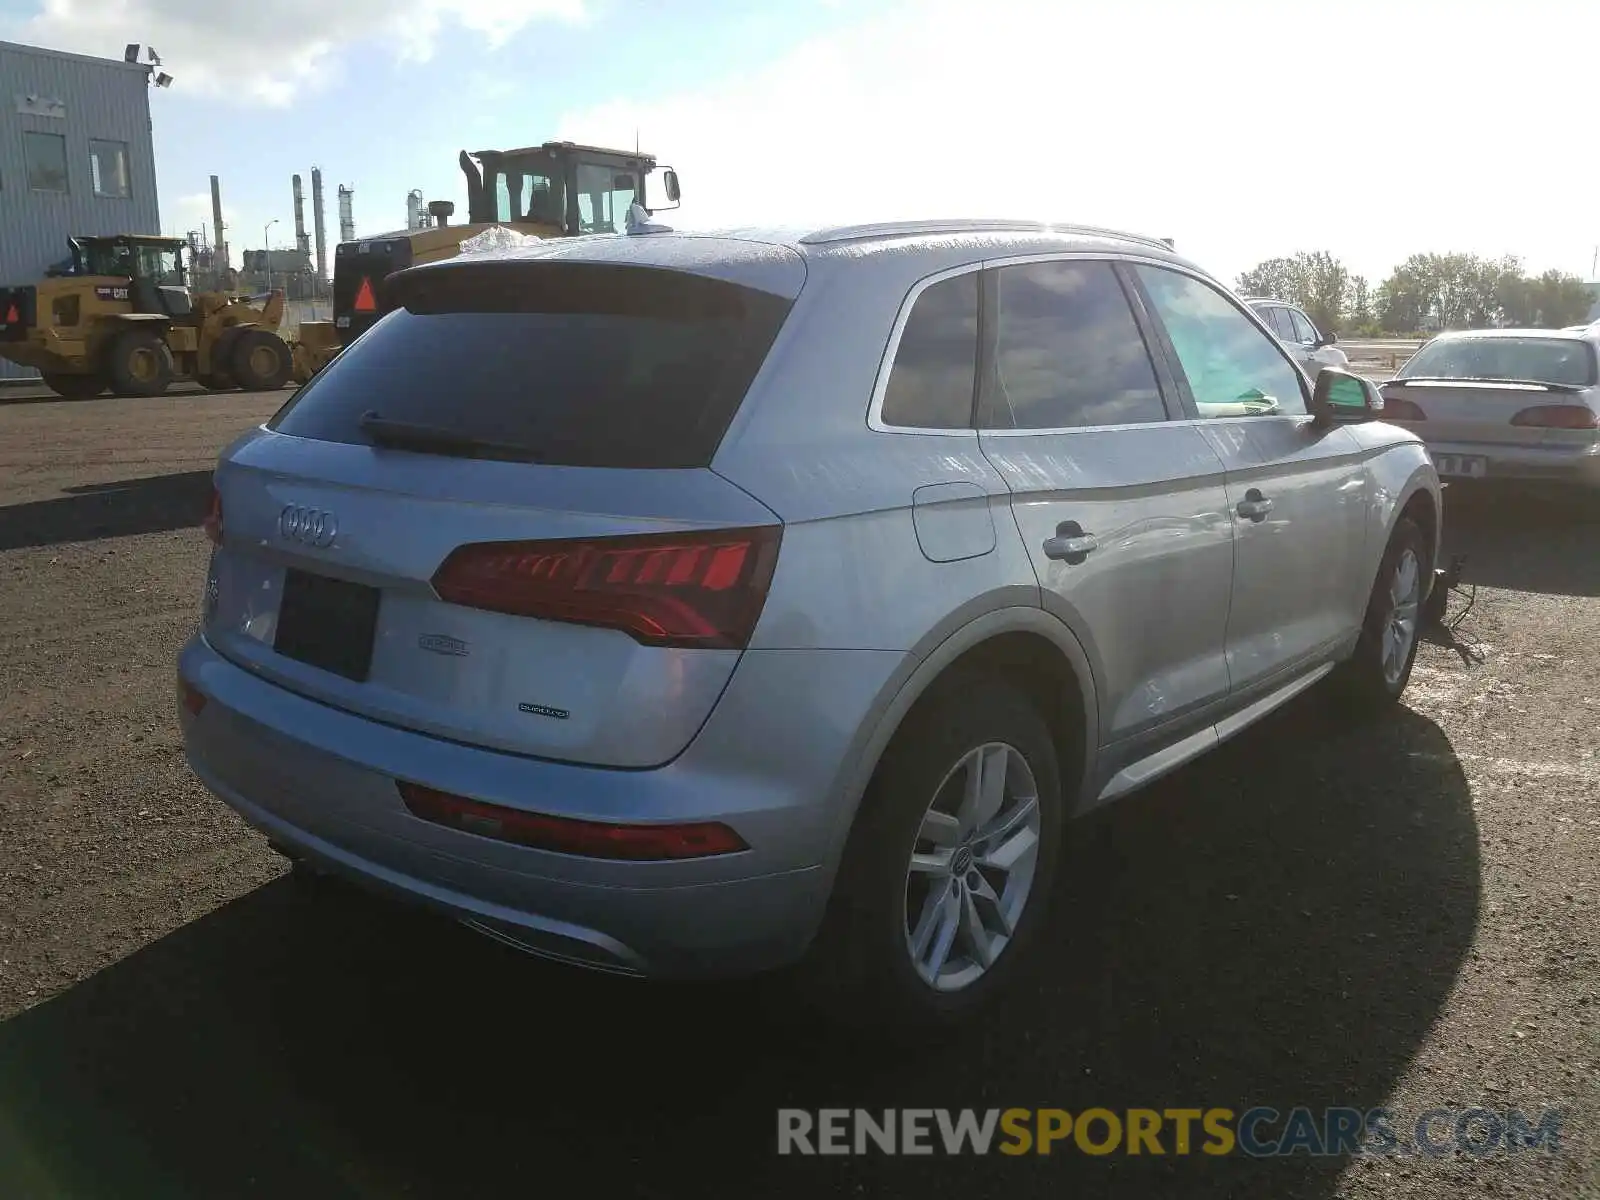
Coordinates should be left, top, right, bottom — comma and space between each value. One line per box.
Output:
0, 234, 293, 399
289, 140, 681, 383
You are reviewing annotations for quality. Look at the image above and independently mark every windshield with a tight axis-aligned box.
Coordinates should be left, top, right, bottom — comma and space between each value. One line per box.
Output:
574, 163, 637, 234
267, 262, 793, 469
1399, 337, 1597, 387
492, 157, 564, 225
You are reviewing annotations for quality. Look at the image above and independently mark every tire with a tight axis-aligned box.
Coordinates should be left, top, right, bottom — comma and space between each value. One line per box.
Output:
41, 372, 106, 400
801, 676, 1065, 1036
229, 328, 292, 391
205, 326, 245, 389
1332, 516, 1429, 711
107, 330, 174, 397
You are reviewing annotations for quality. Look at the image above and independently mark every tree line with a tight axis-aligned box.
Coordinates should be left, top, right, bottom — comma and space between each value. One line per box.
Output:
1236, 250, 1595, 338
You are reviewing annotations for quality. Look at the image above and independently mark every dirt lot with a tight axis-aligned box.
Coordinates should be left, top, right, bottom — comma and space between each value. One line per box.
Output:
0, 389, 1595, 1199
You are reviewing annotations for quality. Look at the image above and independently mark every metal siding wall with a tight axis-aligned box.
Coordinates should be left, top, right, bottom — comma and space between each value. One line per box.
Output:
0, 42, 159, 378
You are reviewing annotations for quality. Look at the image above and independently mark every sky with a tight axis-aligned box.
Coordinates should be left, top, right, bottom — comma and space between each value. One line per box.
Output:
3, 0, 1598, 286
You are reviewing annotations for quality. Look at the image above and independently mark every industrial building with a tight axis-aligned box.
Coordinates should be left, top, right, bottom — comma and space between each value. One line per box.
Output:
0, 39, 161, 378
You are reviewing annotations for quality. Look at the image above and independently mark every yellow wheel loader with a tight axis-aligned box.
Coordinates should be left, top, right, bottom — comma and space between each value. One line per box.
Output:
0, 234, 292, 399
289, 140, 681, 383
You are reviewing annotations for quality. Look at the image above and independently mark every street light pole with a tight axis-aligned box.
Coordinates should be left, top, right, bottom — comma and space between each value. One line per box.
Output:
264, 219, 278, 294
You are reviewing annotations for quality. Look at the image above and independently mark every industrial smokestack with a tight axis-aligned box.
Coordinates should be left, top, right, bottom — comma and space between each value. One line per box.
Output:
407, 190, 423, 232
337, 185, 355, 243
292, 174, 310, 261
311, 167, 327, 281
209, 174, 227, 270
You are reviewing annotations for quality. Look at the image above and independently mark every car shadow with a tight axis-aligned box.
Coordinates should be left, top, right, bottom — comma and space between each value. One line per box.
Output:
0, 470, 212, 551
1440, 483, 1600, 598
0, 695, 1477, 1199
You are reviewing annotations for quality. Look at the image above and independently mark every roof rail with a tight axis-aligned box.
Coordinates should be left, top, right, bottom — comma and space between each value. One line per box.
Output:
798, 218, 1176, 252
799, 219, 1049, 245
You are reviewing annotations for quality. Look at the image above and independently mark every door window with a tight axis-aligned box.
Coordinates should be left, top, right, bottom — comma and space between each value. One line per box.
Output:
880, 272, 979, 429
1263, 306, 1297, 341
988, 260, 1167, 429
1289, 309, 1319, 345
1136, 267, 1308, 418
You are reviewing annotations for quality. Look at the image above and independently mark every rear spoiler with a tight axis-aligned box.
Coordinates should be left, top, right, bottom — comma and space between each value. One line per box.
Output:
1385, 377, 1586, 394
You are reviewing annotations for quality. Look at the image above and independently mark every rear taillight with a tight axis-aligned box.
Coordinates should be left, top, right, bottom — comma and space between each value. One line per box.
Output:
430, 526, 782, 649
1379, 395, 1428, 421
1509, 404, 1598, 429
178, 678, 206, 717
202, 485, 223, 545
397, 782, 748, 860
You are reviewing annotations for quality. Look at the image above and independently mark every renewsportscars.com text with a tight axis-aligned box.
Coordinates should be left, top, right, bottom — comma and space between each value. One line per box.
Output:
776, 1106, 1564, 1157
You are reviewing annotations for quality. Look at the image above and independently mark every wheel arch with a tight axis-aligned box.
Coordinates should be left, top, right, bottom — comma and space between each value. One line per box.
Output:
827, 607, 1101, 874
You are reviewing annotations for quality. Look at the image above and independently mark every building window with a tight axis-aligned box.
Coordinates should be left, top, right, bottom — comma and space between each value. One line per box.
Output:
89, 139, 130, 198
24, 131, 69, 192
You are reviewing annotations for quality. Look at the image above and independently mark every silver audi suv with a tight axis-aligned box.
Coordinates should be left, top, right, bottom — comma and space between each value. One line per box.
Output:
178, 219, 1441, 1029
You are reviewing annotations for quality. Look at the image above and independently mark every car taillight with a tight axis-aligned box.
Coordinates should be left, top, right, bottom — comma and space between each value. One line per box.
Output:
1379, 395, 1428, 421
430, 526, 782, 649
397, 782, 748, 860
203, 485, 223, 545
177, 678, 206, 717
1509, 404, 1598, 429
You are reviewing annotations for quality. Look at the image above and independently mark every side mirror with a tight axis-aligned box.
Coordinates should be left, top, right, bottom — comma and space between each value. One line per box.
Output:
1315, 330, 1338, 348
662, 168, 681, 203
1311, 367, 1382, 428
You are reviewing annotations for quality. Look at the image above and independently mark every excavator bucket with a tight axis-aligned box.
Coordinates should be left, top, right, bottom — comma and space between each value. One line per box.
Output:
256, 289, 285, 331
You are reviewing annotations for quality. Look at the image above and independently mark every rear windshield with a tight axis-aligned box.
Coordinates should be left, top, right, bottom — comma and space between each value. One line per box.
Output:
1398, 337, 1597, 387
267, 262, 793, 468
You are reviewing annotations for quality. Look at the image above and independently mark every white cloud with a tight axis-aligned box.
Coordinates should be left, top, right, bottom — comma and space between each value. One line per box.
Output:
555, 0, 1600, 284
14, 0, 584, 106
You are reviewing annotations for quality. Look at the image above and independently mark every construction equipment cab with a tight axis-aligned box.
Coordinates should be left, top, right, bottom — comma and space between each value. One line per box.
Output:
0, 234, 292, 399
329, 141, 681, 347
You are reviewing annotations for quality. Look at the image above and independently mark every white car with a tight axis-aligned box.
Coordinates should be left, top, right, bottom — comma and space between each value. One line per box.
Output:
1244, 297, 1350, 379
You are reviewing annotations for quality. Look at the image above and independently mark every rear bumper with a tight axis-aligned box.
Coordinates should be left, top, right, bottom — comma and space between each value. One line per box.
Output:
178, 634, 905, 978
1425, 439, 1600, 487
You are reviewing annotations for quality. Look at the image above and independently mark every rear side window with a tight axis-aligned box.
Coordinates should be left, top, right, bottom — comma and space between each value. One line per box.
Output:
1289, 309, 1318, 344
881, 273, 979, 429
268, 263, 793, 469
989, 260, 1167, 430
1263, 306, 1297, 341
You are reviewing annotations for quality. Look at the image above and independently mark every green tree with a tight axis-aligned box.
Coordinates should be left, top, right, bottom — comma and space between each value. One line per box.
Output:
1377, 255, 1437, 333
1236, 250, 1351, 332
1347, 275, 1372, 328
1524, 270, 1593, 327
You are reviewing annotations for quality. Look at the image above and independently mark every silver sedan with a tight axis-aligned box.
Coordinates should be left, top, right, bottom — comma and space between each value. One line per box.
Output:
1379, 328, 1600, 488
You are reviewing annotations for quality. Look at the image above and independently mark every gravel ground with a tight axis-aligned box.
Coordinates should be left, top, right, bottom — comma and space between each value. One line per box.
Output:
0, 390, 1595, 1199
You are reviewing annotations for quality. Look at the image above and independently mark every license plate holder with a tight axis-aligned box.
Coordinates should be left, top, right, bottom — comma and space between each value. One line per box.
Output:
1435, 454, 1487, 479
274, 568, 381, 681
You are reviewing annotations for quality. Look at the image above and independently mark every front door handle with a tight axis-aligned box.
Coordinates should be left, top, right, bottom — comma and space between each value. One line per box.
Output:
1042, 520, 1098, 564
1236, 489, 1273, 521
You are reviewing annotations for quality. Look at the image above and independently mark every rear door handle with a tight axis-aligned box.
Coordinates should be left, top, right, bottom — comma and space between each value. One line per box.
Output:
1236, 490, 1273, 521
1042, 520, 1098, 564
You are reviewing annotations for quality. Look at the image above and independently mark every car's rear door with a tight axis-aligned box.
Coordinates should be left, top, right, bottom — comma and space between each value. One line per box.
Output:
974, 256, 1236, 749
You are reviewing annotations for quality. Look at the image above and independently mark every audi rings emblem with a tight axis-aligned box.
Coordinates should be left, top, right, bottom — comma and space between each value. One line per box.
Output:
278, 504, 339, 548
